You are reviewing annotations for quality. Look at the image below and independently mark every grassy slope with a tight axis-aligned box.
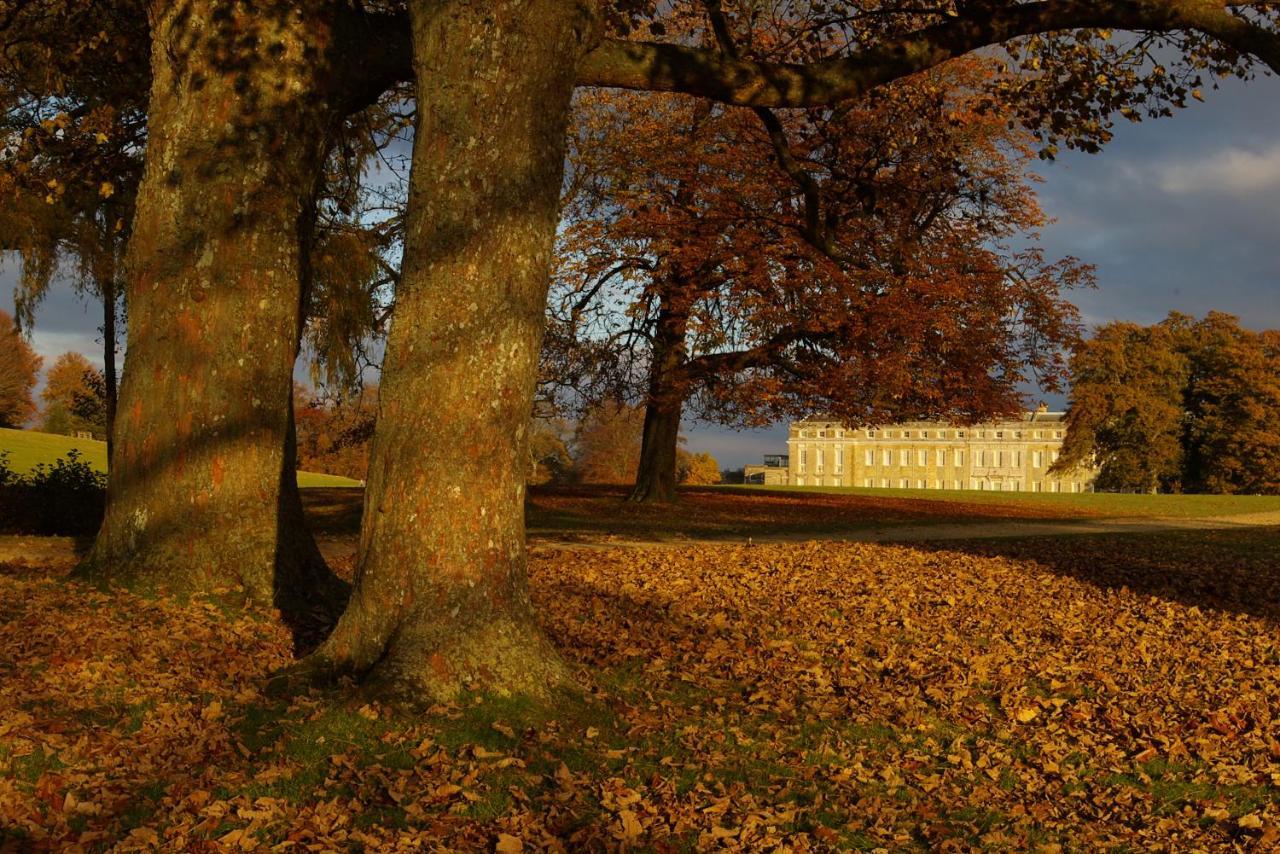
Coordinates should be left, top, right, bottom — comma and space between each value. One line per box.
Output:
721, 483, 1280, 518
0, 427, 359, 488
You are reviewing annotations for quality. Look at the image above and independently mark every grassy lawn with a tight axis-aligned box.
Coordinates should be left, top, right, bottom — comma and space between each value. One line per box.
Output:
723, 483, 1280, 518
1, 526, 1277, 849
0, 427, 360, 488
298, 481, 1277, 547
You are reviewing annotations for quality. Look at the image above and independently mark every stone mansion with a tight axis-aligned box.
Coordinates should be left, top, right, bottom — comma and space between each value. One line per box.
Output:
745, 408, 1096, 493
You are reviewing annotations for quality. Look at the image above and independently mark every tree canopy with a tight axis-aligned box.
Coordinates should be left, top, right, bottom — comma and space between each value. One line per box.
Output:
1057, 312, 1280, 494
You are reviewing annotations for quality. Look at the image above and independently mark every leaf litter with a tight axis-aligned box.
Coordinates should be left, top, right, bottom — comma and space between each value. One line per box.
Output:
0, 528, 1278, 850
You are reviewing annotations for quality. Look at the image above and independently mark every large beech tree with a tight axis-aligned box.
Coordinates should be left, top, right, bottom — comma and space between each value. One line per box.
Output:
293, 0, 1280, 699
550, 58, 1088, 503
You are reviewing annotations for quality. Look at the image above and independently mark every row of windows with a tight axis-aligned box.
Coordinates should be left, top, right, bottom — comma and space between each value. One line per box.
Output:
796, 448, 1060, 472
795, 477, 1084, 493
797, 427, 1064, 441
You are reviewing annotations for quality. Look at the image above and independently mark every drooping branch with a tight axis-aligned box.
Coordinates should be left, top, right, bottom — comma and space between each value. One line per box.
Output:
578, 0, 1280, 107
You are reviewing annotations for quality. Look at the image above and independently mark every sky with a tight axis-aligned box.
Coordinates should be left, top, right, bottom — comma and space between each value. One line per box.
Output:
5, 75, 1279, 468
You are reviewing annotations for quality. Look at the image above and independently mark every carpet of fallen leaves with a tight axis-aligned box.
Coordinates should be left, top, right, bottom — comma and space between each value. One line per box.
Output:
2, 528, 1279, 851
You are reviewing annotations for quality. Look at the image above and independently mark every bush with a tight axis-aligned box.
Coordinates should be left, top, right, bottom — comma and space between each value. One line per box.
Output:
0, 449, 106, 536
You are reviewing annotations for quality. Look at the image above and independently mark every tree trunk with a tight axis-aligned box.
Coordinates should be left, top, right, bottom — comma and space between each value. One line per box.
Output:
78, 0, 347, 626
628, 301, 691, 503
302, 0, 599, 702
101, 245, 118, 462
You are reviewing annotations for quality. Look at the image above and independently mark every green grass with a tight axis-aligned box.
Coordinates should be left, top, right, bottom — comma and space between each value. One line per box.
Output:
0, 427, 360, 488
720, 483, 1280, 518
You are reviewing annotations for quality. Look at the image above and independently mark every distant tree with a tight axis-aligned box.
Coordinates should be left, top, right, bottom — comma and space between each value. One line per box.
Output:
1055, 322, 1188, 492
1175, 313, 1280, 495
294, 384, 379, 481
573, 404, 645, 485
41, 352, 103, 436
528, 418, 573, 485
1057, 313, 1280, 494
70, 370, 111, 438
0, 311, 41, 428
680, 451, 722, 486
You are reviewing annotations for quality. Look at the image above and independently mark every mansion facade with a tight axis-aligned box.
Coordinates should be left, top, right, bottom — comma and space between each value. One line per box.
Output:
746, 409, 1095, 493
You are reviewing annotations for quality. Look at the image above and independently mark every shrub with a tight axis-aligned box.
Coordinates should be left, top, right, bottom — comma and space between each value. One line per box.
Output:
0, 449, 106, 536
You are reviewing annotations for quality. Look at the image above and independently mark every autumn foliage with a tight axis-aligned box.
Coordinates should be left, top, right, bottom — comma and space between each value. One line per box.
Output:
1057, 312, 1280, 494
0, 310, 40, 428
3, 525, 1279, 849
549, 56, 1089, 501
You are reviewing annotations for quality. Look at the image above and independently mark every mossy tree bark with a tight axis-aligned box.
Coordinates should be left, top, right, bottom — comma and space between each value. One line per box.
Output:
628, 298, 692, 504
79, 0, 402, 626
304, 0, 600, 701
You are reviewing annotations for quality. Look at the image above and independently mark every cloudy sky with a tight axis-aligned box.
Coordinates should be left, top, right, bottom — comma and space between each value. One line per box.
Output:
5, 75, 1278, 467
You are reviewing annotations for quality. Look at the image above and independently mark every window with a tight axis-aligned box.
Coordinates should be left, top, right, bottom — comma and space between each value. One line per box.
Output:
978, 480, 986, 490
867, 430, 876, 438
1033, 481, 1043, 493
899, 479, 909, 488
882, 450, 891, 466
1013, 481, 1021, 491
864, 478, 872, 488
936, 449, 945, 466
976, 450, 985, 467
903, 431, 912, 439
953, 480, 962, 490
934, 480, 942, 489
921, 430, 930, 439
880, 478, 889, 488
917, 450, 927, 466
1034, 430, 1043, 439
1014, 431, 1022, 439
797, 476, 805, 486
916, 479, 925, 489
955, 450, 965, 467
799, 448, 807, 472
1033, 451, 1043, 468
1014, 451, 1023, 468
1052, 481, 1061, 493
899, 449, 909, 466
836, 430, 844, 438
865, 449, 874, 466
996, 431, 1005, 439
1071, 482, 1080, 493
995, 450, 1004, 467
956, 430, 966, 438
815, 450, 824, 473
835, 448, 844, 473
1054, 431, 1063, 439
993, 481, 1002, 491
1051, 450, 1060, 464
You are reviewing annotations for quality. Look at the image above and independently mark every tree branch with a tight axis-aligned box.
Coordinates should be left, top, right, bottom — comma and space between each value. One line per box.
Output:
578, 1, 1280, 107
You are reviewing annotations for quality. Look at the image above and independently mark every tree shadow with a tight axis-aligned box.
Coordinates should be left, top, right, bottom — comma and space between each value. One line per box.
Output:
911, 526, 1280, 625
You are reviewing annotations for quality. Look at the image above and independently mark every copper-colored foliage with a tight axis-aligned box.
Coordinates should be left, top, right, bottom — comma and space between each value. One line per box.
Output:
3, 528, 1278, 849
